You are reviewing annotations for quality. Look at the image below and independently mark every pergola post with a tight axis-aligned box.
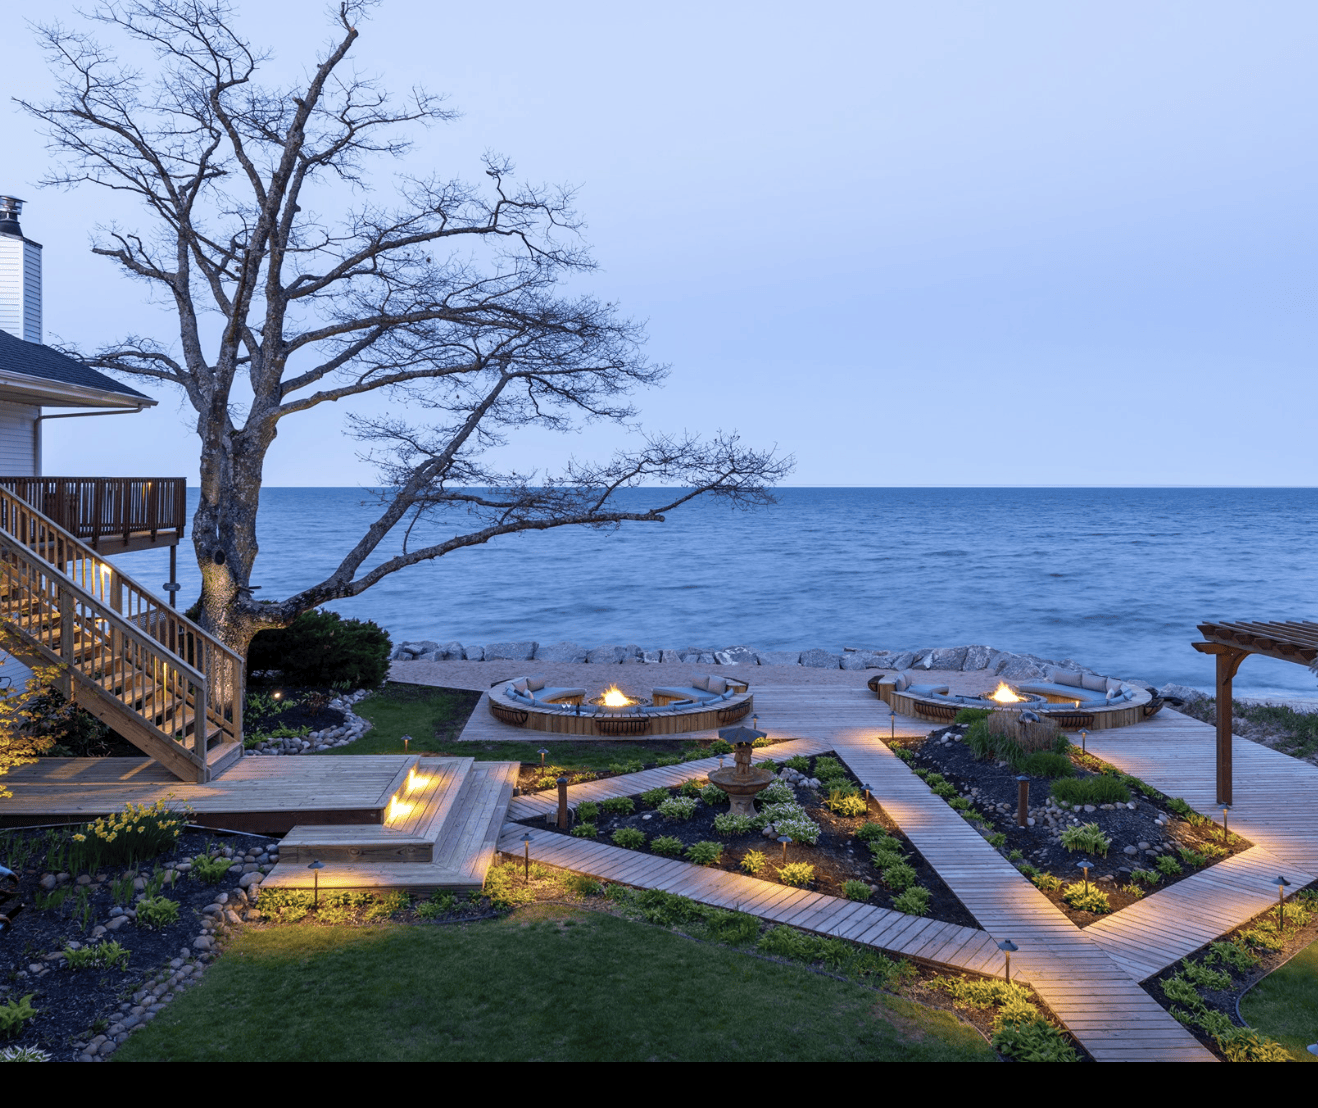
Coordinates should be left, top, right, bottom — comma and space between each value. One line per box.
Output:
1192, 641, 1248, 806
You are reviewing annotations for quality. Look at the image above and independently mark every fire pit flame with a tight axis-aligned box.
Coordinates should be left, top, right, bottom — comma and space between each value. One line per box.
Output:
989, 681, 1024, 704
600, 685, 633, 708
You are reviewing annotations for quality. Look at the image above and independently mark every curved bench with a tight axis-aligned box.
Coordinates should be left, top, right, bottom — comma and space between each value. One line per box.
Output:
488, 674, 753, 737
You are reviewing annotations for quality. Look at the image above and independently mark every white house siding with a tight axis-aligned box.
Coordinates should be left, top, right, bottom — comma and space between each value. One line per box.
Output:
0, 401, 39, 475
0, 237, 41, 343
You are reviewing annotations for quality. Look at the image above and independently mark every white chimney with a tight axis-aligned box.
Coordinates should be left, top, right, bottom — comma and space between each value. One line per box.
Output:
0, 197, 42, 344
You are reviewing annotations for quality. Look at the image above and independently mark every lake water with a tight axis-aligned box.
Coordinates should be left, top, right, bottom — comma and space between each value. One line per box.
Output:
108, 487, 1318, 698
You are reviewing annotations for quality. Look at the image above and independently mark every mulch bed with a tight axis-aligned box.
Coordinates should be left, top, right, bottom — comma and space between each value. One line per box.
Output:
896, 724, 1253, 926
243, 686, 347, 735
519, 751, 979, 931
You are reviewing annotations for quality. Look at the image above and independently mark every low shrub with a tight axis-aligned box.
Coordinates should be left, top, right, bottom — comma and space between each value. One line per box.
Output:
600, 796, 635, 815
778, 862, 815, 887
71, 799, 190, 870
136, 896, 180, 930
1061, 882, 1111, 914
1130, 867, 1161, 887
1030, 871, 1062, 892
1051, 776, 1130, 807
576, 801, 600, 822
607, 760, 644, 775
881, 862, 917, 893
1205, 940, 1259, 971
679, 780, 704, 799
783, 755, 811, 773
1177, 846, 1207, 868
992, 1010, 1079, 1063
685, 841, 722, 866
855, 822, 889, 843
826, 790, 867, 817
758, 781, 795, 805
247, 608, 391, 689
1154, 853, 1183, 877
842, 879, 871, 902
611, 827, 645, 849
1215, 1027, 1292, 1063
650, 836, 684, 857
1058, 822, 1111, 856
1020, 751, 1074, 778
191, 853, 233, 886
892, 886, 931, 916
63, 940, 129, 970
639, 787, 670, 808
704, 908, 761, 945
570, 823, 597, 838
740, 849, 769, 875
565, 874, 603, 897
0, 995, 36, 1039
708, 739, 733, 756
657, 796, 698, 821
953, 708, 991, 725
758, 925, 817, 961
712, 811, 753, 836
699, 784, 727, 807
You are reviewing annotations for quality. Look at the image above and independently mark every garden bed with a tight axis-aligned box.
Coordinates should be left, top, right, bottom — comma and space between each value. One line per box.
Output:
518, 751, 979, 930
894, 719, 1252, 926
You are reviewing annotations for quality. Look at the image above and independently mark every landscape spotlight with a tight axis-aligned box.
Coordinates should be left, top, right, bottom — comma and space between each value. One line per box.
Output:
778, 835, 792, 864
998, 939, 1018, 981
538, 748, 549, 765
1075, 859, 1094, 894
1220, 804, 1230, 841
1274, 876, 1291, 926
308, 859, 325, 906
1078, 729, 1087, 756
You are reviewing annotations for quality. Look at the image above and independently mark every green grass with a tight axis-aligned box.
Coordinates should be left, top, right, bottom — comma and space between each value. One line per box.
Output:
1239, 937, 1318, 1062
112, 909, 994, 1062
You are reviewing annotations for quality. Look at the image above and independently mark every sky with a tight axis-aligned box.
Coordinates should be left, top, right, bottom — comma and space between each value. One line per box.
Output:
2, 0, 1315, 487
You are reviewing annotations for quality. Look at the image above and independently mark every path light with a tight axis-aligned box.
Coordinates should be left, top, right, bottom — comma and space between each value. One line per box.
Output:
890, 712, 895, 743
778, 835, 792, 864
521, 832, 533, 882
1075, 859, 1094, 895
308, 859, 324, 907
998, 939, 1018, 982
1274, 876, 1291, 927
752, 714, 759, 732
863, 784, 872, 809
402, 734, 410, 753
1220, 804, 1230, 841
1078, 729, 1087, 756
557, 777, 570, 829
1016, 775, 1030, 827
538, 748, 549, 766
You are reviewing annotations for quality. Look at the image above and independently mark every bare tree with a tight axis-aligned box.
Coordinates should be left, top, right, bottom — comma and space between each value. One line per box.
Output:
21, 0, 791, 657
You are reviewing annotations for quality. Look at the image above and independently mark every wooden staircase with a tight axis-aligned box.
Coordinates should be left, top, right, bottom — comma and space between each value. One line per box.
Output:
0, 485, 243, 783
262, 757, 521, 891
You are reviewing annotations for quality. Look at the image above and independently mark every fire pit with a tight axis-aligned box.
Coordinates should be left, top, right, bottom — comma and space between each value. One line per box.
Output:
978, 682, 1045, 707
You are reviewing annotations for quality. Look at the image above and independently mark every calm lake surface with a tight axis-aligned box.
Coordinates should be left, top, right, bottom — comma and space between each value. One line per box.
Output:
111, 487, 1318, 698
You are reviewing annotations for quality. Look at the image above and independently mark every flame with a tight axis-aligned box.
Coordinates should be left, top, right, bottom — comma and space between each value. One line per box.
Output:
989, 682, 1023, 704
600, 685, 632, 708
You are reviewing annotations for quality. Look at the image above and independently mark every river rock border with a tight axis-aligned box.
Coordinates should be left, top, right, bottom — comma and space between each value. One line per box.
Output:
245, 690, 373, 756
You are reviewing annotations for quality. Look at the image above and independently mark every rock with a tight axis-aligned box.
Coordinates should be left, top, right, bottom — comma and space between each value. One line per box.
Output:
640, 650, 662, 664
192, 936, 213, 951
755, 650, 801, 666
238, 871, 263, 889
586, 644, 628, 664
659, 649, 683, 663
463, 645, 484, 661
840, 651, 879, 671
483, 641, 537, 661
910, 650, 936, 670
962, 644, 994, 670
998, 656, 1046, 680
1161, 683, 1207, 703
929, 646, 969, 670
400, 640, 440, 657
1123, 845, 1138, 855
889, 651, 916, 671
39, 874, 56, 891
798, 649, 841, 669
714, 646, 758, 665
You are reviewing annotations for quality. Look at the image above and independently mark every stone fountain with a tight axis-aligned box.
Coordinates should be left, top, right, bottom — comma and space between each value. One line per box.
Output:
706, 725, 774, 817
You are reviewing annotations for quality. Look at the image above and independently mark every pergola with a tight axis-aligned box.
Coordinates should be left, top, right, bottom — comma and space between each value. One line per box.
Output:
1192, 620, 1318, 804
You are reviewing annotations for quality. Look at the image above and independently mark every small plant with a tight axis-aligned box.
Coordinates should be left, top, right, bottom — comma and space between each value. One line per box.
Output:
63, 940, 129, 970
953, 707, 991, 725
1051, 776, 1130, 806
842, 879, 871, 902
136, 895, 180, 930
1178, 958, 1231, 991
611, 827, 646, 849
947, 796, 971, 811
565, 874, 603, 896
576, 801, 600, 822
1120, 883, 1145, 898
191, 853, 234, 886
650, 836, 684, 857
1008, 849, 1023, 862
1214, 1026, 1292, 1063
110, 872, 136, 906
607, 760, 644, 775
0, 995, 37, 1038
699, 784, 727, 807
1058, 822, 1111, 856
986, 832, 1007, 849
1030, 871, 1063, 892
70, 797, 191, 870
1130, 867, 1161, 887
1154, 853, 1183, 877
892, 885, 931, 915
1166, 797, 1196, 820
825, 790, 867, 817
703, 909, 760, 946
639, 786, 670, 808
679, 780, 703, 798
0, 1046, 51, 1061
769, 815, 820, 845
1199, 841, 1229, 860
759, 781, 794, 805
1061, 882, 1111, 914
712, 811, 753, 836
869, 843, 906, 869
855, 822, 889, 843
570, 822, 598, 838
657, 796, 698, 821
1020, 751, 1074, 778
1177, 846, 1207, 868
685, 841, 723, 866
654, 754, 682, 767
784, 755, 811, 772
881, 862, 917, 892
778, 862, 815, 887
708, 739, 733, 756
890, 746, 915, 763
599, 796, 635, 815
740, 850, 768, 875
1205, 940, 1259, 971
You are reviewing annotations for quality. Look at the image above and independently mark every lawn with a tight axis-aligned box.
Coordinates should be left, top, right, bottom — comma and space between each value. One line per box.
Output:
112, 905, 995, 1062
1239, 937, 1318, 1062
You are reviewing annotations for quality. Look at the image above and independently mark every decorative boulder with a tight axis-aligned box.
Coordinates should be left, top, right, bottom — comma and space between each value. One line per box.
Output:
484, 641, 538, 661
534, 641, 589, 663
798, 649, 841, 669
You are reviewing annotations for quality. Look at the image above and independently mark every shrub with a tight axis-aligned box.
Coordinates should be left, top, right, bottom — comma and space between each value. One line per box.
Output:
600, 796, 635, 815
1030, 871, 1062, 892
855, 822, 889, 843
1179, 958, 1231, 991
63, 940, 129, 970
607, 760, 644, 775
699, 784, 727, 807
712, 812, 753, 836
1215, 1027, 1292, 1063
1051, 776, 1130, 807
191, 853, 233, 885
1154, 853, 1183, 877
1021, 751, 1074, 778
685, 841, 723, 866
1058, 822, 1111, 856
0, 995, 36, 1038
892, 886, 931, 915
826, 790, 867, 817
1177, 846, 1207, 868
650, 836, 684, 857
679, 780, 703, 798
611, 827, 645, 849
565, 874, 603, 897
759, 781, 794, 805
709, 739, 733, 756
986, 832, 1006, 849
783, 755, 811, 772
758, 925, 817, 961
964, 720, 1025, 769
1130, 867, 1161, 887
740, 849, 769, 875
639, 787, 670, 808
953, 707, 991, 725
1205, 940, 1259, 971
704, 909, 761, 946
576, 801, 600, 822
842, 879, 871, 902
881, 862, 917, 892
247, 608, 391, 688
658, 796, 698, 821
136, 896, 180, 930
992, 1011, 1078, 1063
778, 862, 815, 887
771, 815, 821, 845
1061, 883, 1111, 914
570, 822, 597, 838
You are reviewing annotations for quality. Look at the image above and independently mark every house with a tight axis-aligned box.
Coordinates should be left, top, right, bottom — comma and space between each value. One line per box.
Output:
0, 195, 241, 782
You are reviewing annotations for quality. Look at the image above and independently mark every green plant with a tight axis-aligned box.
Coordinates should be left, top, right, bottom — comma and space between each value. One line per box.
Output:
653, 754, 682, 767
712, 812, 753, 836
599, 796, 635, 815
783, 755, 811, 773
1177, 846, 1207, 868
576, 801, 600, 822
639, 786, 670, 808
0, 995, 36, 1038
0, 1046, 51, 1061
986, 832, 1006, 849
947, 796, 971, 811
1154, 853, 1183, 877
135, 895, 181, 930
708, 739, 733, 756
778, 862, 815, 887
1179, 958, 1231, 991
679, 780, 703, 798
855, 822, 889, 843
892, 886, 931, 915
740, 850, 768, 875
1061, 882, 1111, 914
565, 874, 604, 896
869, 843, 906, 870
1120, 882, 1145, 898
611, 827, 646, 849
1205, 940, 1259, 971
1051, 776, 1130, 806
881, 862, 917, 892
1130, 867, 1161, 887
703, 909, 760, 946
1166, 796, 1196, 819
1199, 841, 1229, 860
1058, 822, 1111, 856
842, 879, 871, 902
570, 822, 597, 838
607, 760, 644, 775
64, 940, 129, 970
757, 925, 817, 961
1020, 751, 1074, 778
1030, 871, 1062, 893
685, 841, 723, 866
70, 798, 191, 871
1214, 1026, 1292, 1063
890, 746, 915, 763
699, 784, 727, 806
759, 781, 794, 805
1008, 849, 1023, 862
825, 790, 867, 817
247, 609, 391, 689
953, 707, 991, 725
658, 796, 698, 821
191, 853, 234, 885
991, 1010, 1078, 1063
650, 836, 684, 857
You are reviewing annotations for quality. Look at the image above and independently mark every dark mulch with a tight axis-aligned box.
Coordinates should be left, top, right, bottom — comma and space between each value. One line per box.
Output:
0, 826, 276, 1060
520, 752, 979, 931
244, 686, 346, 736
896, 724, 1252, 926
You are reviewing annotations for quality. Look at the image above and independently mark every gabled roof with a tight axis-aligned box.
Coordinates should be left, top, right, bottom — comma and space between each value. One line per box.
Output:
0, 330, 154, 409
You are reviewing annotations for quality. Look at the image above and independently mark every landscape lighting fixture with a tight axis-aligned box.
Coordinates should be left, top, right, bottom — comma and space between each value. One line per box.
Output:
521, 832, 533, 882
1220, 805, 1230, 841
308, 859, 325, 906
778, 835, 792, 864
1274, 876, 1291, 927
1075, 859, 1094, 894
1015, 775, 1030, 827
538, 748, 549, 765
1078, 729, 1087, 756
997, 939, 1018, 981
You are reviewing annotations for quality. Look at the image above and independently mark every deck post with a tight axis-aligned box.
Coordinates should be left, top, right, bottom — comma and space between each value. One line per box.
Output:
1192, 641, 1248, 806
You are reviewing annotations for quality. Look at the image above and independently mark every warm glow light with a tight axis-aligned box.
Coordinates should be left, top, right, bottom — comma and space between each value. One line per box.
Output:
387, 795, 414, 822
601, 685, 632, 707
989, 682, 1023, 704
405, 766, 432, 792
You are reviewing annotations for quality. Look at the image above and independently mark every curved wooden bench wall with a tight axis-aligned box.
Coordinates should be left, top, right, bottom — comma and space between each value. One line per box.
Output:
487, 689, 754, 737
868, 675, 1153, 731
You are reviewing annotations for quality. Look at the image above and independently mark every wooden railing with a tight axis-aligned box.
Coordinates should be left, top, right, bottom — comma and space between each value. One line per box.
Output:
0, 485, 241, 775
0, 477, 186, 550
